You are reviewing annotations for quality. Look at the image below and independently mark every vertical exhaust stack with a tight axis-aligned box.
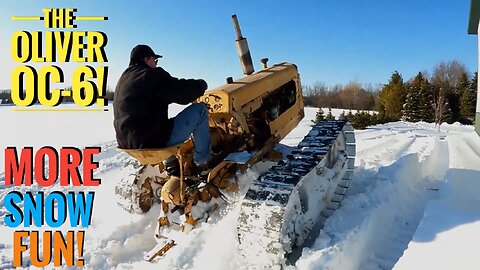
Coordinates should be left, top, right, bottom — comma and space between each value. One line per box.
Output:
232, 14, 254, 75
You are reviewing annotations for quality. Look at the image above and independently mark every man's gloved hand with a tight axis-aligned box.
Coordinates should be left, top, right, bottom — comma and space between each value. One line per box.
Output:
201, 101, 211, 110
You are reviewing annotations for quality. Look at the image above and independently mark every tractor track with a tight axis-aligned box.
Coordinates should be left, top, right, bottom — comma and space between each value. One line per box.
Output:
237, 120, 355, 268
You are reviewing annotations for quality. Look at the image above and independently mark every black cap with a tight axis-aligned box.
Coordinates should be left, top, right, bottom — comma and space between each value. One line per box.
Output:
129, 44, 162, 66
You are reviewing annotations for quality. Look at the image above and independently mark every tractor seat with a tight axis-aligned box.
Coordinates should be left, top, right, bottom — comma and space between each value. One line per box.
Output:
119, 139, 194, 165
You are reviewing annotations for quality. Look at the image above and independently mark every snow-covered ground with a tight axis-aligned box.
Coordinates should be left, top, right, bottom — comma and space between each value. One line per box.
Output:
0, 104, 479, 270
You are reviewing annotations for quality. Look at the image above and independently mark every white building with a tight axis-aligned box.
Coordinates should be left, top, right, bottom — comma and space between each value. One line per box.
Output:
469, 0, 480, 135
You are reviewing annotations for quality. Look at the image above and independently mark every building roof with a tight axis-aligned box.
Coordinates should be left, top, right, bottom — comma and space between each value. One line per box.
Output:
468, 0, 480, 34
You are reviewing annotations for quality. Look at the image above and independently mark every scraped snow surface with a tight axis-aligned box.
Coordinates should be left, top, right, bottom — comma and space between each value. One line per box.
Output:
1, 104, 479, 270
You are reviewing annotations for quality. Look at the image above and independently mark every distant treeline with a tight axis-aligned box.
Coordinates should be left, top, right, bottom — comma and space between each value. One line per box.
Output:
303, 81, 378, 111
305, 59, 478, 128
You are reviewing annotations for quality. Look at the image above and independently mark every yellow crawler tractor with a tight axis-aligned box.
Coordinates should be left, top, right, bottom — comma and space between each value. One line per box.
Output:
115, 15, 355, 267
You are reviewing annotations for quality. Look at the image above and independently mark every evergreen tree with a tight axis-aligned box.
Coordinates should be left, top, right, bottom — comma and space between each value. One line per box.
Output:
325, 108, 335, 120
460, 72, 477, 122
347, 110, 354, 120
403, 72, 434, 122
403, 84, 420, 122
351, 111, 373, 129
418, 76, 435, 122
377, 71, 406, 120
472, 71, 478, 94
313, 108, 325, 124
370, 112, 380, 126
457, 71, 470, 97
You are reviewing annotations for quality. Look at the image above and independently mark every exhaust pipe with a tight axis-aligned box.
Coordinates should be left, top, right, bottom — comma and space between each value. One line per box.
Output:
232, 14, 254, 75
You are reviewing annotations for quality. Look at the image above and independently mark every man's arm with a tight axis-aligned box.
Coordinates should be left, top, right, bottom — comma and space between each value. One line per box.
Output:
150, 68, 208, 104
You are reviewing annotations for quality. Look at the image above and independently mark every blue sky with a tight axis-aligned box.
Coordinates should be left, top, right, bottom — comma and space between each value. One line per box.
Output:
0, 0, 477, 91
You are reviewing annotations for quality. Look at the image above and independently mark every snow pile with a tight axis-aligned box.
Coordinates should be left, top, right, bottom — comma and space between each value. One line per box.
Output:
394, 131, 480, 270
1, 105, 480, 269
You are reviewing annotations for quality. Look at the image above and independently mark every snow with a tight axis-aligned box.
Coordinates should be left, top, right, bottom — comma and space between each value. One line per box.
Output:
1, 104, 480, 269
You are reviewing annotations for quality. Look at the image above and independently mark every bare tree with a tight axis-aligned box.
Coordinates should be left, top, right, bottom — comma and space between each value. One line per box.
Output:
431, 60, 468, 93
433, 92, 450, 130
431, 60, 468, 122
303, 81, 328, 107
340, 82, 362, 108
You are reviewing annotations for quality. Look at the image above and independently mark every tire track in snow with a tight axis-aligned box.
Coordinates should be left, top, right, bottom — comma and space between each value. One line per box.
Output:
295, 132, 448, 270
355, 131, 416, 170
351, 127, 438, 197
364, 138, 448, 270
447, 133, 480, 168
354, 129, 399, 142
393, 132, 480, 269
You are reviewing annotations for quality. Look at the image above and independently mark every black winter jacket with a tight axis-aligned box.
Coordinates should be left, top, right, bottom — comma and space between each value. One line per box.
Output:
113, 64, 207, 149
